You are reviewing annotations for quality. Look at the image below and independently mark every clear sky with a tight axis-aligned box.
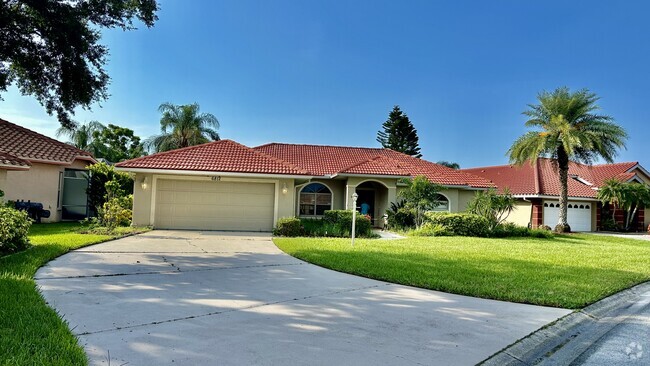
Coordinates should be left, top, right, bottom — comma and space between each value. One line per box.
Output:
1, 0, 648, 169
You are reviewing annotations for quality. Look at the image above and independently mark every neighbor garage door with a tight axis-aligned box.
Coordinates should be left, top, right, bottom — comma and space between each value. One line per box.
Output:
543, 201, 593, 232
154, 179, 275, 231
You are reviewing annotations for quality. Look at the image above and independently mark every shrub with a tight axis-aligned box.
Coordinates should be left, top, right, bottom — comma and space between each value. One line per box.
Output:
424, 212, 491, 237
491, 223, 553, 238
540, 225, 553, 231
490, 222, 529, 238
647, 223, 650, 234
387, 201, 416, 230
398, 176, 444, 227
273, 217, 303, 237
88, 162, 133, 215
0, 206, 32, 255
411, 222, 450, 237
467, 188, 516, 230
99, 195, 133, 229
600, 217, 620, 232
323, 210, 373, 237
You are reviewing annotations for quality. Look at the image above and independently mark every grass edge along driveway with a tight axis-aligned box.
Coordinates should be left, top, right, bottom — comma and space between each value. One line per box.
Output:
274, 234, 650, 309
0, 223, 148, 366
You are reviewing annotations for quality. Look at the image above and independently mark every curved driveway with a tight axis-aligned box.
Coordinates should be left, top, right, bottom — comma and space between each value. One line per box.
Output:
36, 231, 570, 365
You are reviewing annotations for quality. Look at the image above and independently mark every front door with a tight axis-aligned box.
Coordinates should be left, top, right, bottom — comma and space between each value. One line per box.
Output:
356, 189, 375, 222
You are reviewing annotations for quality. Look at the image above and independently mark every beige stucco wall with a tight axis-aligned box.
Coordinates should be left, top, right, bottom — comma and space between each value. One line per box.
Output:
457, 190, 477, 212
131, 172, 154, 226
0, 169, 7, 202
3, 160, 90, 222
505, 200, 533, 227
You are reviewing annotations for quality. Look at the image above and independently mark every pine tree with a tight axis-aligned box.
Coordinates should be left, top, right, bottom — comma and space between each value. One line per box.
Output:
376, 106, 422, 158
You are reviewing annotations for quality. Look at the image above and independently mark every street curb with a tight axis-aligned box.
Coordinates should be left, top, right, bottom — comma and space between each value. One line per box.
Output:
479, 281, 650, 366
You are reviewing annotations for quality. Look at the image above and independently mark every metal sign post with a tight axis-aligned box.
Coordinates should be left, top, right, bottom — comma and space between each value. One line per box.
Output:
351, 192, 358, 246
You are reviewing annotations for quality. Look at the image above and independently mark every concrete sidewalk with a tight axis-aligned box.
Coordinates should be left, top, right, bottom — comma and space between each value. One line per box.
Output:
36, 230, 569, 365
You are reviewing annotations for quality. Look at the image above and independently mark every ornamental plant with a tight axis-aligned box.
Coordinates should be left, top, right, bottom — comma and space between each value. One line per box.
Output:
0, 206, 32, 255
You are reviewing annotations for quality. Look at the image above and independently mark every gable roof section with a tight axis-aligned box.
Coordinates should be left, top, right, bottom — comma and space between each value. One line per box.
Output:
463, 158, 648, 198
0, 118, 95, 165
115, 140, 310, 176
255, 143, 494, 188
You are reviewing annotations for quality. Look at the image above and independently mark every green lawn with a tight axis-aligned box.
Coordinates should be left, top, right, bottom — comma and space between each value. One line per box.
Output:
274, 234, 650, 309
0, 223, 147, 366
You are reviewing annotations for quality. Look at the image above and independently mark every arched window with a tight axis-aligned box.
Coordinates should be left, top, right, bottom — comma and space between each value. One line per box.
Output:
544, 203, 549, 207
299, 183, 332, 216
579, 205, 585, 209
568, 204, 573, 208
432, 194, 450, 212
585, 205, 590, 209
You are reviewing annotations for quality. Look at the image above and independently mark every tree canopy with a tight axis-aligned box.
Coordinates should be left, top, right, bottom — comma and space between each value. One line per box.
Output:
57, 120, 145, 163
377, 106, 422, 158
437, 161, 460, 169
397, 176, 442, 227
0, 0, 159, 128
508, 87, 627, 232
146, 103, 220, 153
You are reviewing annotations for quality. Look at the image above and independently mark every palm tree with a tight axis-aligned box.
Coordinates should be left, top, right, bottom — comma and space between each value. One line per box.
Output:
146, 103, 220, 153
56, 120, 105, 155
508, 87, 627, 232
598, 179, 624, 221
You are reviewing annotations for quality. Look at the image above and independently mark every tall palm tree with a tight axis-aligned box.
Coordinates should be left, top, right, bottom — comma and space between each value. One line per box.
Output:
508, 87, 627, 232
146, 103, 220, 153
56, 120, 105, 155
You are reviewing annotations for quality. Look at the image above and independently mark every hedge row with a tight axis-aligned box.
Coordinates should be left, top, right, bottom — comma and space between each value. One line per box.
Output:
274, 210, 373, 238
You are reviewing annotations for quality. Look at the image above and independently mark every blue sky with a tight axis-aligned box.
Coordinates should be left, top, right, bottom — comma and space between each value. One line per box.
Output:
2, 0, 649, 169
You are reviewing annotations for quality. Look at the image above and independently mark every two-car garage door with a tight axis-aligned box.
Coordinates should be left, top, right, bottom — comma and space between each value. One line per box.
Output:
154, 179, 275, 231
543, 201, 593, 232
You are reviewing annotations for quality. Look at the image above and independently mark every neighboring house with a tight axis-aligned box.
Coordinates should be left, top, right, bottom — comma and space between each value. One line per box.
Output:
0, 118, 96, 222
463, 158, 650, 232
115, 140, 494, 231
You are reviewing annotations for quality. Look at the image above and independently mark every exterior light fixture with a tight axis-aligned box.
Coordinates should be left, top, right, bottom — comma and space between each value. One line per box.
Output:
141, 176, 149, 190
281, 183, 288, 195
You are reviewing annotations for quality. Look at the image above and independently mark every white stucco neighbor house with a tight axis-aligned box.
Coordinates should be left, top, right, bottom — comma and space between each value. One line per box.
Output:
115, 139, 495, 231
0, 118, 97, 222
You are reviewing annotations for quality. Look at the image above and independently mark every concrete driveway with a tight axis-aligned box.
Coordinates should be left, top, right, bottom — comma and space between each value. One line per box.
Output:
36, 231, 570, 365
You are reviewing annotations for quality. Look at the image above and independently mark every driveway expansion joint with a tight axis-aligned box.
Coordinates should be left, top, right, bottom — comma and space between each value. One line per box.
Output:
35, 262, 304, 280
75, 283, 392, 336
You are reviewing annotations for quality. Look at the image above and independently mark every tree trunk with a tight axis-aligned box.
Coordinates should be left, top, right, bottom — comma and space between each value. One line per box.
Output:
556, 148, 571, 232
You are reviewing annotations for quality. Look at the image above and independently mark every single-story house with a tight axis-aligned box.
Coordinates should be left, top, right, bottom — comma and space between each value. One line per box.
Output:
115, 140, 494, 231
463, 158, 650, 231
0, 118, 97, 222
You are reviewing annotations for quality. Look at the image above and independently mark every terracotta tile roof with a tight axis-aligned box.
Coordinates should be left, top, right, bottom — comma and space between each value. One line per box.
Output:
463, 158, 647, 198
0, 118, 95, 165
115, 140, 310, 175
255, 143, 495, 188
0, 151, 31, 170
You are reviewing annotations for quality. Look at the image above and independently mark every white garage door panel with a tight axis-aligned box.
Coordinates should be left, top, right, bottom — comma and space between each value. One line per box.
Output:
543, 201, 592, 232
154, 179, 275, 231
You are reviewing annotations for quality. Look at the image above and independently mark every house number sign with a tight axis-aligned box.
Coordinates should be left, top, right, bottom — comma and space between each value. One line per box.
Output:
211, 176, 221, 181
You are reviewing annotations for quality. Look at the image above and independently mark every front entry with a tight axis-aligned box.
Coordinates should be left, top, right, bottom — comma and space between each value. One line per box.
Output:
356, 189, 375, 220
355, 181, 389, 228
